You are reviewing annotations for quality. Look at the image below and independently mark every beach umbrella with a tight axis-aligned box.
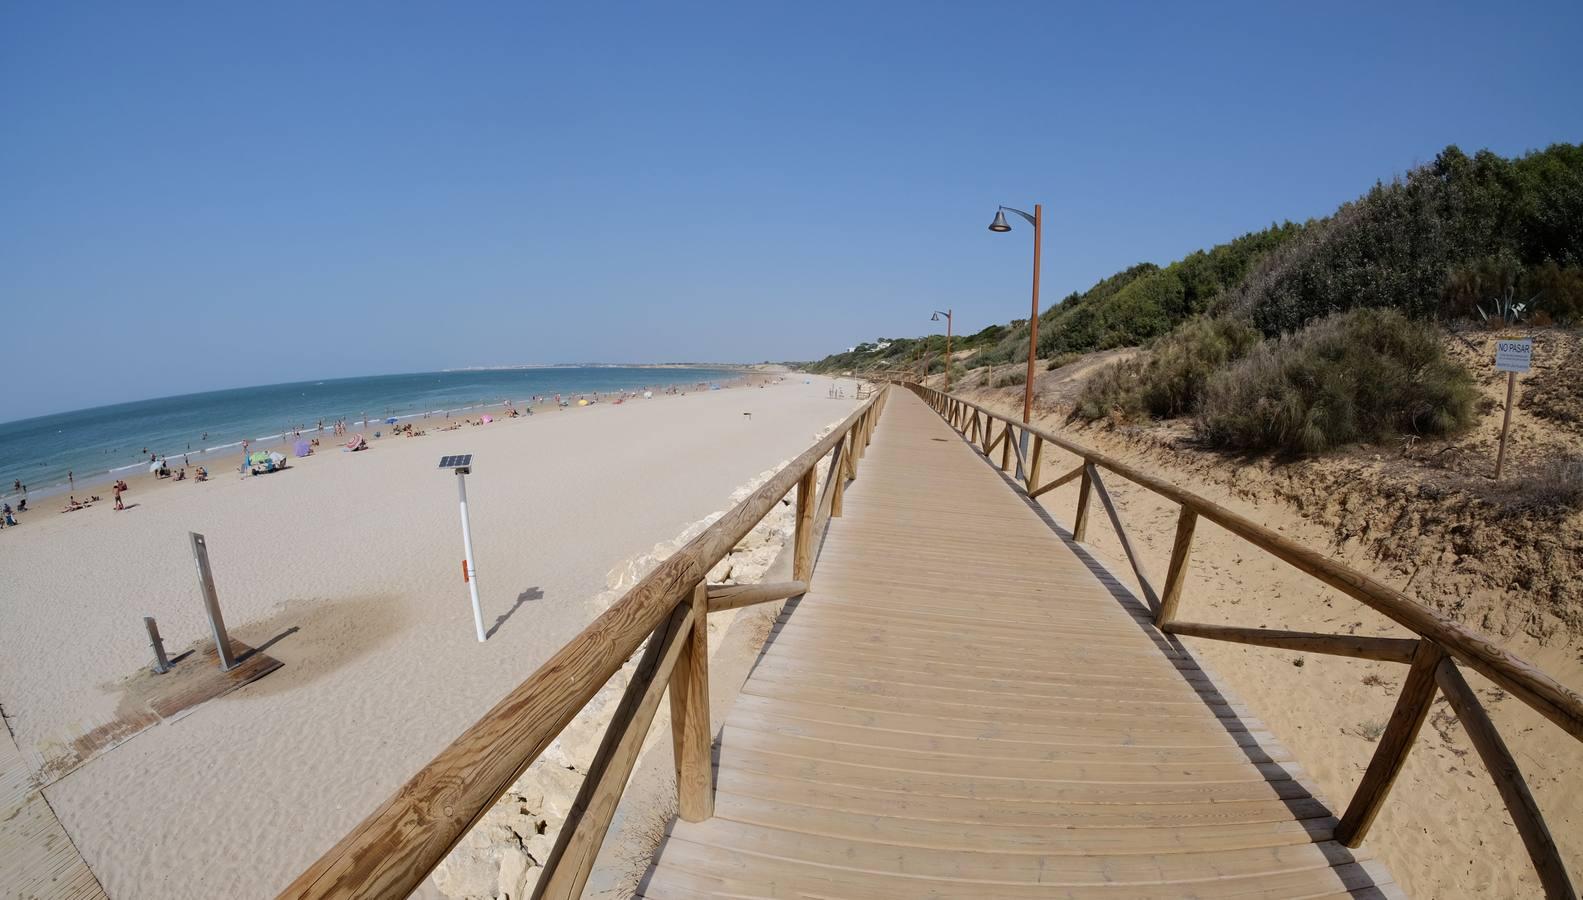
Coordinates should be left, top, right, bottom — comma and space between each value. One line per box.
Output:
480, 414, 493, 424
148, 460, 163, 473
249, 451, 271, 466
267, 452, 287, 465
294, 440, 311, 457
386, 417, 398, 425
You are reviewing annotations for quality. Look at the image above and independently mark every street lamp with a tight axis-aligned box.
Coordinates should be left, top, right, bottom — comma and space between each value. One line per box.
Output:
931, 309, 954, 390
987, 204, 1043, 424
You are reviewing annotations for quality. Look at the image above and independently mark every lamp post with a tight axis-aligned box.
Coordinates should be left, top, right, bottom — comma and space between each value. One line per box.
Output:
988, 204, 1043, 424
989, 203, 1043, 481
931, 309, 954, 391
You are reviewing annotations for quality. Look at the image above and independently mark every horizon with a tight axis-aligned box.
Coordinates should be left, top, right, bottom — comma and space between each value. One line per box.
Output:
0, 360, 762, 427
4, 2, 1580, 422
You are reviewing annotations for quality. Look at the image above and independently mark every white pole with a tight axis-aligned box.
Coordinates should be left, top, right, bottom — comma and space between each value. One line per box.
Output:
457, 470, 487, 642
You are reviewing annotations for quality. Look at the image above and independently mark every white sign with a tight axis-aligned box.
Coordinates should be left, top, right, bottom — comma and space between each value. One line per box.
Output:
1494, 339, 1532, 373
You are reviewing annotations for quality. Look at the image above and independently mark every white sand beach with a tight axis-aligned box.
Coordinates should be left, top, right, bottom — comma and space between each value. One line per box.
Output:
0, 376, 860, 898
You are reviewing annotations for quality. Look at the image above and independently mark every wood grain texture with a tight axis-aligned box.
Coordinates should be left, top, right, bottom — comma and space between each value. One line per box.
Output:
1027, 462, 1082, 499
1085, 463, 1161, 612
534, 604, 694, 900
641, 390, 1399, 898
704, 581, 809, 613
911, 386, 1583, 744
1336, 640, 1444, 846
1435, 659, 1578, 899
669, 583, 713, 823
1155, 505, 1198, 627
1166, 621, 1420, 664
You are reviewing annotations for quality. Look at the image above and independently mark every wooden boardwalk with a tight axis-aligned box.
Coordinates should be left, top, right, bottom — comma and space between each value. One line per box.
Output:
0, 719, 106, 900
641, 390, 1403, 898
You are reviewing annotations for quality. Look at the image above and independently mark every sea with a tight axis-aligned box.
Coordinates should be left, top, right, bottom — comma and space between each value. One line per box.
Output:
0, 366, 741, 500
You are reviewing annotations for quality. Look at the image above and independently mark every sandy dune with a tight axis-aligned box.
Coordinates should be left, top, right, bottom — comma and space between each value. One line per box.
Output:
0, 377, 858, 898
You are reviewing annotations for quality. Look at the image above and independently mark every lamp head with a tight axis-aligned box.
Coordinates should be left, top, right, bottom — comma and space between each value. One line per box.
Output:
930, 312, 941, 322
988, 209, 1012, 233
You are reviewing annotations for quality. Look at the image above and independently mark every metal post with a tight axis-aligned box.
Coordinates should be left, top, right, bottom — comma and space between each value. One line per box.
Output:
145, 616, 170, 674
457, 471, 487, 642
188, 532, 238, 671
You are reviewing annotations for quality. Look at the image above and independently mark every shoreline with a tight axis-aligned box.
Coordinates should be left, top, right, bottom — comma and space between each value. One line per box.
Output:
0, 373, 855, 897
3, 369, 781, 508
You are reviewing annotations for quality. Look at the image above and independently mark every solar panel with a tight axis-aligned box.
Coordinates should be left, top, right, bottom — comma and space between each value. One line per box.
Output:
438, 454, 473, 470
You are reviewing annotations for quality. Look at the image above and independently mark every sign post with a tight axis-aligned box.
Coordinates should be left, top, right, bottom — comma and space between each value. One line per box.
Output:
1493, 338, 1532, 481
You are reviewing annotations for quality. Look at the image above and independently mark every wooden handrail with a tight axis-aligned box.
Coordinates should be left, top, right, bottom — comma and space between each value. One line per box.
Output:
910, 385, 1583, 742
909, 383, 1581, 896
282, 387, 888, 899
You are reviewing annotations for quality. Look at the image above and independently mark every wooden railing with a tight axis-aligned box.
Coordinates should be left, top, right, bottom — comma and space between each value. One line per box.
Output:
280, 386, 889, 900
908, 383, 1581, 899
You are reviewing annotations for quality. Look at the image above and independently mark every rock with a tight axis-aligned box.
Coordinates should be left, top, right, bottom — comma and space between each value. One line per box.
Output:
497, 844, 533, 899
526, 833, 555, 865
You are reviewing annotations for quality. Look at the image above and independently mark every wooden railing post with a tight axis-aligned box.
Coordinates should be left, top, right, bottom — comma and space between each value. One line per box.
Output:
1154, 506, 1198, 628
1336, 640, 1445, 847
793, 466, 817, 581
1027, 435, 1044, 494
980, 413, 992, 453
1436, 659, 1577, 899
669, 582, 713, 822
1072, 463, 1093, 542
533, 604, 694, 900
1000, 423, 1013, 471
831, 435, 850, 518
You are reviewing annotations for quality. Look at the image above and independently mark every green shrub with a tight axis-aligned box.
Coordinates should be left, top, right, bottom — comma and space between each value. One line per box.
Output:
993, 367, 1028, 387
1071, 316, 1260, 421
1239, 144, 1583, 335
1196, 309, 1477, 453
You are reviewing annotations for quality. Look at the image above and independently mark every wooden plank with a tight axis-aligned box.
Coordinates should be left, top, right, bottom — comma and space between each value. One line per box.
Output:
704, 581, 808, 613
1435, 659, 1577, 899
1155, 505, 1198, 627
1336, 639, 1444, 846
1026, 433, 1043, 492
1085, 463, 1161, 611
645, 390, 1397, 898
1073, 463, 1093, 541
669, 583, 713, 822
535, 604, 694, 899
1028, 462, 1083, 499
1166, 622, 1420, 664
791, 466, 816, 581
0, 720, 108, 900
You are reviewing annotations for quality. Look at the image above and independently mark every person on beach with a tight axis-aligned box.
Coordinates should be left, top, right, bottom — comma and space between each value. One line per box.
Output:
12, 480, 19, 495
62, 496, 83, 512
113, 482, 124, 510
67, 470, 74, 490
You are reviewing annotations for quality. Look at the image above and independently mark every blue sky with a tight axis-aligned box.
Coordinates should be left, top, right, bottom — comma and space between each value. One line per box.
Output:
2, 2, 1579, 421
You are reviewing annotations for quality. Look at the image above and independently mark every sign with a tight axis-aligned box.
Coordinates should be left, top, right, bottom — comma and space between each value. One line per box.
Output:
1495, 339, 1532, 373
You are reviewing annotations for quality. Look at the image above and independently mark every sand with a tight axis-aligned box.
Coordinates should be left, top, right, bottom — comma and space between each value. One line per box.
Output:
0, 375, 860, 898
947, 381, 1582, 900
